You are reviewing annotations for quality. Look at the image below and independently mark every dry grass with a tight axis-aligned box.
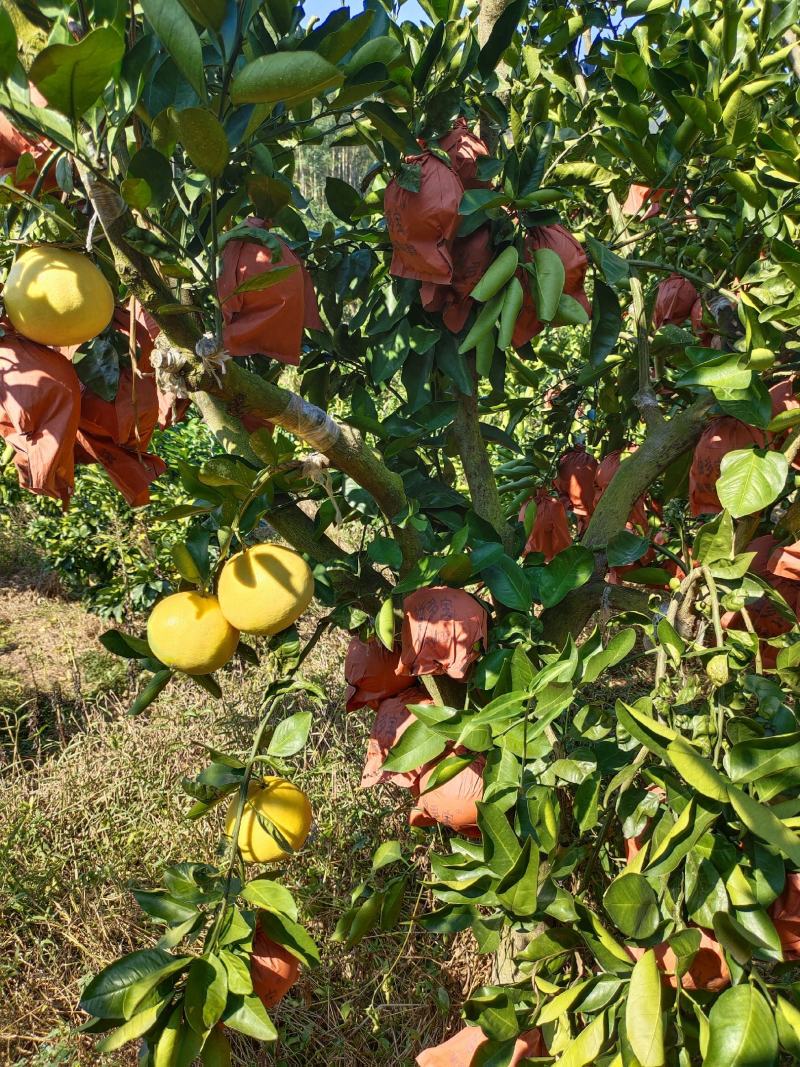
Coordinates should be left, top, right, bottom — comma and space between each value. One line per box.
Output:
0, 574, 480, 1067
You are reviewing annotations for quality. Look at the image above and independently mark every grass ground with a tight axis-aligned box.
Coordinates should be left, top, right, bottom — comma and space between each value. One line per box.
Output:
0, 535, 483, 1066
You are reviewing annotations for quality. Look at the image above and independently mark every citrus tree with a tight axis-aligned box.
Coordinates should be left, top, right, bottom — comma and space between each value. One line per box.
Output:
2, 0, 800, 1062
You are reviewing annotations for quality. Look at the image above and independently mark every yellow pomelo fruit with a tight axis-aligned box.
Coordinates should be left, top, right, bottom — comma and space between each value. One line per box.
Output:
147, 591, 239, 675
217, 543, 314, 635
226, 776, 312, 863
4, 246, 114, 346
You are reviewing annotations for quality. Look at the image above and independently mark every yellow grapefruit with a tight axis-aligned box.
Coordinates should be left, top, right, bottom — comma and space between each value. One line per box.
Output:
3, 245, 114, 346
225, 776, 312, 863
217, 543, 313, 635
146, 591, 239, 675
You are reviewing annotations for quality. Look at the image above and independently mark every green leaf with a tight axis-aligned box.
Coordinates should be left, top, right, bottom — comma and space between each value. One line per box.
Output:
100, 628, 153, 661
722, 89, 758, 147
412, 19, 445, 90
616, 700, 676, 760
96, 998, 170, 1052
361, 101, 418, 154
266, 711, 312, 758
133, 890, 199, 925
553, 1013, 607, 1067
176, 107, 229, 177
220, 949, 253, 995
120, 177, 152, 211
382, 718, 447, 773
258, 909, 320, 966
716, 449, 788, 518
727, 784, 800, 867
580, 628, 636, 685
345, 892, 381, 946
227, 264, 298, 298
482, 557, 532, 611
586, 235, 630, 286
607, 530, 650, 567
231, 52, 344, 106
590, 279, 623, 365
80, 949, 186, 1019
240, 879, 298, 920
184, 954, 227, 1033
476, 800, 521, 876
626, 950, 664, 1067
532, 247, 566, 322
536, 546, 593, 609
776, 996, 800, 1059
675, 352, 751, 391
200, 1027, 233, 1067
325, 176, 362, 221
421, 752, 476, 793
178, 0, 226, 30
603, 874, 660, 939
221, 993, 278, 1042
704, 984, 778, 1067
554, 292, 590, 325
667, 738, 730, 802
129, 670, 172, 717
694, 511, 735, 565
477, 0, 526, 77
0, 8, 17, 81
372, 840, 404, 872
464, 987, 519, 1042
30, 27, 125, 119
72, 335, 120, 403
367, 535, 403, 570
495, 836, 539, 917
644, 797, 719, 879
728, 733, 800, 783
140, 0, 207, 101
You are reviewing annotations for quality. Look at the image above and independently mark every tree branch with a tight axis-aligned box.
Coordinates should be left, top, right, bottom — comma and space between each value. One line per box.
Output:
192, 393, 388, 604
194, 361, 424, 571
451, 363, 515, 554
582, 396, 712, 553
542, 581, 652, 650
75, 169, 424, 573
540, 396, 713, 642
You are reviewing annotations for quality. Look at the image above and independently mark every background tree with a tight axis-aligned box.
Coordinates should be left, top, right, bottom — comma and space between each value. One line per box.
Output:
2, 0, 800, 1062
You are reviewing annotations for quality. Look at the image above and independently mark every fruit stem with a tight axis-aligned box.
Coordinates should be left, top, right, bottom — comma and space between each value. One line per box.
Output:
205, 701, 276, 954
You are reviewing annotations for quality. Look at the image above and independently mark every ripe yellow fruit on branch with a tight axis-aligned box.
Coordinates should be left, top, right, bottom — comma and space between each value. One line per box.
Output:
3, 246, 114, 346
147, 591, 239, 676
217, 543, 314, 635
226, 777, 312, 863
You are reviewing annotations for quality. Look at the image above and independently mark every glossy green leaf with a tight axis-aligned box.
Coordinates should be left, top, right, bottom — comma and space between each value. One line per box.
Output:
233, 51, 343, 106
0, 8, 17, 80
496, 836, 539, 916
716, 449, 788, 518
221, 993, 278, 1042
266, 711, 312, 757
536, 546, 593, 608
184, 954, 227, 1033
703, 984, 777, 1067
30, 27, 124, 118
382, 718, 447, 773
79, 950, 187, 1020
241, 879, 298, 920
533, 247, 565, 322
626, 950, 664, 1067
603, 874, 660, 939
140, 0, 206, 101
176, 107, 229, 177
